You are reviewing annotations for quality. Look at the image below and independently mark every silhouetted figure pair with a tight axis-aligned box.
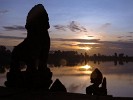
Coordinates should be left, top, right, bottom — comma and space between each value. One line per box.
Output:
5, 4, 52, 89
86, 68, 107, 96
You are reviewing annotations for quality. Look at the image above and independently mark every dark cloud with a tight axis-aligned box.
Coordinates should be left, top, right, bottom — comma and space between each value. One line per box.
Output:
117, 40, 123, 42
0, 10, 8, 14
52, 38, 133, 54
53, 25, 66, 31
61, 43, 76, 46
102, 41, 133, 49
0, 35, 24, 39
104, 23, 111, 26
22, 33, 27, 35
117, 36, 132, 39
100, 23, 111, 30
88, 36, 94, 37
68, 21, 87, 32
128, 32, 133, 34
52, 38, 100, 43
77, 42, 125, 50
128, 39, 133, 41
117, 36, 124, 38
77, 43, 100, 47
52, 38, 133, 49
3, 25, 25, 31
53, 21, 87, 32
126, 36, 132, 38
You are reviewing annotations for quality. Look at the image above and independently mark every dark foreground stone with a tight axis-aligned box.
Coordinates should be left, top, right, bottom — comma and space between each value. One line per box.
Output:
0, 87, 132, 100
5, 68, 52, 90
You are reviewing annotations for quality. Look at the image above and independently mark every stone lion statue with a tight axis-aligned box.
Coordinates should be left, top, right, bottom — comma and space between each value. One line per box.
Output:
10, 4, 50, 72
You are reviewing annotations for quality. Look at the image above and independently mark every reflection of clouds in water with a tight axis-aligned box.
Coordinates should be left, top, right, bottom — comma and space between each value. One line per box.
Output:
0, 73, 6, 86
50, 62, 133, 96
106, 74, 133, 97
68, 82, 88, 93
98, 62, 133, 75
66, 76, 90, 93
85, 62, 133, 75
50, 65, 92, 76
52, 75, 90, 94
0, 62, 132, 96
125, 75, 133, 86
68, 83, 81, 92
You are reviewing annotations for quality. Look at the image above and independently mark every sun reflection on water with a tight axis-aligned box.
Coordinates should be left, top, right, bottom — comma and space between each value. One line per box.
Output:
81, 65, 91, 70
78, 64, 92, 75
49, 64, 93, 76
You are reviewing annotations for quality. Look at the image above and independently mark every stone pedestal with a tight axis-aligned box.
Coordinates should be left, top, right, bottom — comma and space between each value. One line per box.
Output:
5, 67, 52, 90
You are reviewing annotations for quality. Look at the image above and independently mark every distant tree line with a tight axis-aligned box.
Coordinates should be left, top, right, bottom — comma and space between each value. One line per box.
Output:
48, 50, 82, 67
48, 50, 133, 66
84, 52, 133, 65
0, 46, 133, 68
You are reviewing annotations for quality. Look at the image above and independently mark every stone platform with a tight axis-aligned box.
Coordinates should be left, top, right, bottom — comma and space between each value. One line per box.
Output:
0, 87, 133, 100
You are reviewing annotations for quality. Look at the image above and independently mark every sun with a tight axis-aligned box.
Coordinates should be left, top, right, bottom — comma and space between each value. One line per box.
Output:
80, 47, 91, 51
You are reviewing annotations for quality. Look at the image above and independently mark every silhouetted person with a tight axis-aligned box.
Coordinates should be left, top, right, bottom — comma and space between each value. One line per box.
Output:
5, 4, 52, 88
86, 68, 107, 95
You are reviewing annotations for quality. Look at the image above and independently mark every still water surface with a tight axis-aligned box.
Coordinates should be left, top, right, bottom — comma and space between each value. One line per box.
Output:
50, 62, 133, 97
0, 62, 133, 97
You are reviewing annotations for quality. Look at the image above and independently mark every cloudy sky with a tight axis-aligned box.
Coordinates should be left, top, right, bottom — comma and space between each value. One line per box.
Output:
0, 0, 133, 55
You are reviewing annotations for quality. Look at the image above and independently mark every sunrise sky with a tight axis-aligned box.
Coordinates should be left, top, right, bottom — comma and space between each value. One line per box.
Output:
0, 0, 133, 55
